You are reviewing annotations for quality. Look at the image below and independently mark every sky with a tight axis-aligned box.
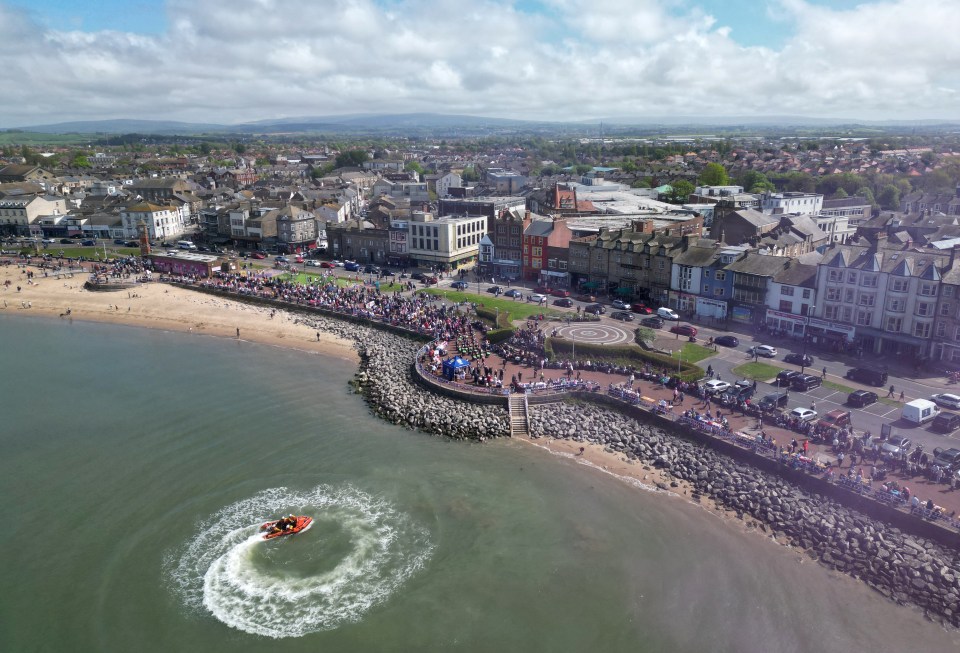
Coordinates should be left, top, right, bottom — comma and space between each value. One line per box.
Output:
1, 0, 959, 127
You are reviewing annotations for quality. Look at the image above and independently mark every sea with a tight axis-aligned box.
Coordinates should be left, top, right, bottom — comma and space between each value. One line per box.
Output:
1, 314, 958, 652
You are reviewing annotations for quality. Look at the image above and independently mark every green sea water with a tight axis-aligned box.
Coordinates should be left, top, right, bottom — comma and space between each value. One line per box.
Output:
1, 314, 957, 652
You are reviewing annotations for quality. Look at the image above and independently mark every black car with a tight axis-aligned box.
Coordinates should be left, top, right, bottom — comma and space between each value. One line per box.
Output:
714, 335, 739, 347
451, 281, 469, 290
932, 412, 960, 433
641, 316, 663, 329
791, 374, 822, 391
363, 265, 381, 274
775, 370, 800, 386
81, 239, 96, 246
411, 272, 425, 281
611, 311, 635, 322
584, 303, 605, 315
933, 447, 960, 471
60, 238, 73, 244
487, 285, 503, 294
553, 297, 574, 307
113, 238, 126, 245
784, 353, 814, 366
847, 390, 878, 408
845, 367, 888, 387
758, 392, 790, 411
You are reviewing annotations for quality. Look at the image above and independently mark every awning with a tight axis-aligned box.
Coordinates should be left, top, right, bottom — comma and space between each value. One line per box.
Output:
581, 280, 601, 289
614, 287, 634, 296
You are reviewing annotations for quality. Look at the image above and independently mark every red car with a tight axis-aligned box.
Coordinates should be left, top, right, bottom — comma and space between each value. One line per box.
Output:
669, 324, 698, 337
533, 286, 549, 294
631, 303, 653, 314
319, 261, 335, 268
249, 252, 267, 259
550, 288, 571, 298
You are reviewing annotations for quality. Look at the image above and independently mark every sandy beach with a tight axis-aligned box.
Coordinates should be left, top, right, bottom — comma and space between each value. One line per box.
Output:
0, 262, 357, 363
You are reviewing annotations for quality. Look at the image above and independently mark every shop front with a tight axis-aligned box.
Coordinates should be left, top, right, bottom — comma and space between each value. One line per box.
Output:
538, 269, 569, 289
765, 308, 808, 335
696, 297, 728, 320
806, 317, 856, 353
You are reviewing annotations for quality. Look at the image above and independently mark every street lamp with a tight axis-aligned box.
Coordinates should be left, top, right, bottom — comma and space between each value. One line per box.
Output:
800, 305, 815, 375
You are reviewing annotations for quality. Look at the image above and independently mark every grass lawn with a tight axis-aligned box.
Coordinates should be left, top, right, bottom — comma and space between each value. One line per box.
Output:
423, 288, 563, 321
20, 246, 140, 259
732, 362, 782, 381
669, 343, 716, 365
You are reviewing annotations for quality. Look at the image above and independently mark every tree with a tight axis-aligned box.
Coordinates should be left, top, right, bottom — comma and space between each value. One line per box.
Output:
574, 164, 593, 175
833, 187, 848, 199
669, 180, 695, 203
70, 152, 91, 168
461, 166, 479, 182
878, 184, 901, 210
232, 142, 246, 155
335, 149, 369, 169
198, 142, 212, 156
699, 162, 730, 186
739, 170, 775, 193
405, 161, 425, 175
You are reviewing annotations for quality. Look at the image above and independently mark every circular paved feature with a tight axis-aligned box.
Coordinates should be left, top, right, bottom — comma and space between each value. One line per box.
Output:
553, 323, 632, 345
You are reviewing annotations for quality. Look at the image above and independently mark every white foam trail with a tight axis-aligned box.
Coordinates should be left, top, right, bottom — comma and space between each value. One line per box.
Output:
167, 485, 433, 638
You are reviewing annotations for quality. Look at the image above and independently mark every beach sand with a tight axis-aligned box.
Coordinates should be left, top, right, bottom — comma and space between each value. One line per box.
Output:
0, 263, 357, 363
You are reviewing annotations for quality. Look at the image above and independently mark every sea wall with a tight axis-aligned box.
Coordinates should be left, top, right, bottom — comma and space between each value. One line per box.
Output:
529, 400, 960, 628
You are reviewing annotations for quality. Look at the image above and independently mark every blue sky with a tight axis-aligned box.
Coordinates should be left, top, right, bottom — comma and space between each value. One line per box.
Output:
1, 0, 958, 125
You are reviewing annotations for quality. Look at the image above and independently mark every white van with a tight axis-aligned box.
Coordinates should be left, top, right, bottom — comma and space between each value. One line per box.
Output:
657, 307, 679, 321
902, 399, 940, 425
177, 240, 198, 251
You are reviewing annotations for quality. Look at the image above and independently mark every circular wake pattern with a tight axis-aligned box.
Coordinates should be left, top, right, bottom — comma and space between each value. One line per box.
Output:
167, 485, 433, 638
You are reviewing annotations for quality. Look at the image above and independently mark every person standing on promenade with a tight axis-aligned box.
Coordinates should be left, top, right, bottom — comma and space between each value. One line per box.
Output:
236, 327, 240, 338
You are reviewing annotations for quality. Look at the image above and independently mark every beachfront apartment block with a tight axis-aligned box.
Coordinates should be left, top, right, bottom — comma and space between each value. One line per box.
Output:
0, 194, 67, 235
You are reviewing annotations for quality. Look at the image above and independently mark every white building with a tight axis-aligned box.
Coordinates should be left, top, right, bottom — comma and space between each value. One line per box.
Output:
406, 212, 487, 269
0, 194, 67, 234
121, 202, 185, 240
761, 191, 824, 216
436, 172, 462, 198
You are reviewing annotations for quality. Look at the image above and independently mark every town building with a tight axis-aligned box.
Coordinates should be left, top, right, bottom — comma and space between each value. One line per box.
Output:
121, 202, 186, 241
405, 212, 487, 270
274, 205, 318, 253
522, 217, 573, 286
0, 194, 67, 235
477, 207, 531, 281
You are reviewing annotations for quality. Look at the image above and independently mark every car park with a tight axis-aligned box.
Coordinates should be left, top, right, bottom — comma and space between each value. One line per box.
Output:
879, 436, 912, 458
845, 367, 888, 387
584, 303, 605, 315
550, 289, 571, 298
657, 307, 679, 320
714, 335, 739, 347
791, 374, 822, 391
704, 380, 731, 394
784, 353, 814, 366
611, 311, 635, 321
641, 316, 663, 329
847, 390, 878, 408
612, 299, 630, 310
758, 393, 790, 411
504, 289, 523, 298
748, 345, 778, 357
817, 409, 851, 430
669, 324, 697, 337
528, 293, 547, 303
931, 393, 960, 409
789, 407, 818, 422
487, 285, 503, 294
932, 412, 960, 433
553, 297, 574, 307
631, 303, 653, 314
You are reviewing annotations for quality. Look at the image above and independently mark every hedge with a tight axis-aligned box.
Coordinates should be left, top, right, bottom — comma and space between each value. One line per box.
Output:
475, 305, 512, 329
545, 337, 704, 382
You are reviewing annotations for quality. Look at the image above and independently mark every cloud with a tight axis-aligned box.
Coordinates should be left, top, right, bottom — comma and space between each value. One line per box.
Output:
0, 0, 958, 126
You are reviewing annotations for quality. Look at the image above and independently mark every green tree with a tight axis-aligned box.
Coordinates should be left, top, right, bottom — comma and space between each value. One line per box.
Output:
405, 161, 425, 175
739, 170, 775, 193
699, 162, 730, 186
198, 142, 212, 156
574, 164, 593, 175
232, 142, 246, 155
878, 184, 901, 210
669, 180, 695, 203
70, 152, 91, 168
335, 149, 369, 169
833, 187, 848, 199
461, 166, 479, 182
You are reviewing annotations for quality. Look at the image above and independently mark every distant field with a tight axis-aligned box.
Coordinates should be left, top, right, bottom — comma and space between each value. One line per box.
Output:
0, 131, 98, 146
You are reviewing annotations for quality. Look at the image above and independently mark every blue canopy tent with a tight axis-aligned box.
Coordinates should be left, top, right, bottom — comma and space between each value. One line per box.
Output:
442, 355, 471, 381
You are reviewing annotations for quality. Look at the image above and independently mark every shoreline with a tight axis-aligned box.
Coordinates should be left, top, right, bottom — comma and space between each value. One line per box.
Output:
0, 264, 357, 363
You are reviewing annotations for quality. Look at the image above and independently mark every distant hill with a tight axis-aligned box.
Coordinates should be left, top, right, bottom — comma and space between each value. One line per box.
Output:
11, 118, 226, 134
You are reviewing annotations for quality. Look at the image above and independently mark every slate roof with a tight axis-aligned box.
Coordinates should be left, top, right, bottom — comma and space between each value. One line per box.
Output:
773, 261, 818, 287
724, 253, 791, 277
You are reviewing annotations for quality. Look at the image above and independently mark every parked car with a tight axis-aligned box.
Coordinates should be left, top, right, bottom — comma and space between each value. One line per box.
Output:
450, 280, 469, 290
410, 271, 425, 280
933, 447, 960, 471
669, 324, 697, 337
612, 299, 631, 310
776, 370, 800, 386
784, 353, 814, 366
528, 293, 547, 303
631, 303, 653, 314
331, 259, 344, 267
657, 307, 679, 320
789, 407, 818, 422
319, 261, 335, 268
305, 259, 321, 267
81, 239, 96, 246
714, 335, 739, 347
791, 374, 822, 391
250, 251, 267, 259
931, 393, 960, 409
902, 399, 940, 425
504, 289, 523, 298
748, 345, 778, 358
275, 256, 290, 263
487, 285, 503, 294
553, 297, 574, 307
533, 286, 549, 294
113, 238, 126, 245
611, 311, 635, 321
59, 238, 73, 244
704, 380, 731, 394
847, 390, 878, 408
550, 288, 571, 298
422, 276, 439, 285
932, 412, 960, 433
878, 436, 912, 458
344, 261, 360, 271
817, 409, 851, 430
363, 265, 381, 274
641, 316, 663, 329
845, 367, 888, 387
758, 392, 790, 411
584, 303, 605, 315
575, 293, 596, 303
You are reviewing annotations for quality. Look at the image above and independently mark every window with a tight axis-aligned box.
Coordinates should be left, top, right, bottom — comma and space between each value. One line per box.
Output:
781, 286, 794, 296
844, 289, 854, 303
715, 271, 725, 281
847, 271, 858, 284
856, 311, 871, 326
914, 322, 931, 338
779, 300, 792, 312
714, 288, 724, 297
941, 303, 952, 317
920, 283, 937, 297
802, 289, 811, 299
827, 288, 841, 301
887, 298, 905, 312
945, 286, 955, 297
937, 322, 946, 338
890, 278, 908, 292
532, 246, 542, 257
858, 294, 875, 306
824, 305, 838, 320
885, 317, 902, 332
841, 306, 853, 323
703, 284, 710, 294
917, 302, 933, 317
704, 270, 712, 279
861, 274, 877, 287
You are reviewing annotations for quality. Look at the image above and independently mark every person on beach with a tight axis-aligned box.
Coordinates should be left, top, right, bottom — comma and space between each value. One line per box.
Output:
236, 328, 240, 338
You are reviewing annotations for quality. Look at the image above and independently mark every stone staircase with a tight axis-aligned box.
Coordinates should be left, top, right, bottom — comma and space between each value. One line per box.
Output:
508, 393, 530, 437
